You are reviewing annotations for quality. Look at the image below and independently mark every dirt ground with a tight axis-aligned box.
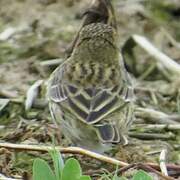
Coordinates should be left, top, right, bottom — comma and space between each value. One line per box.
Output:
0, 0, 180, 179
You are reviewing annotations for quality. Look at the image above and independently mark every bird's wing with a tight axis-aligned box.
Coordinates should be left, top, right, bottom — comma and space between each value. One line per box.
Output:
48, 59, 134, 143
48, 64, 131, 121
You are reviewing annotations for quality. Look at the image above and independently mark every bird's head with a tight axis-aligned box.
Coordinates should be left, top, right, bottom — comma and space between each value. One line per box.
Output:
83, 0, 117, 29
72, 22, 119, 63
75, 0, 118, 58
68, 0, 119, 63
66, 0, 118, 58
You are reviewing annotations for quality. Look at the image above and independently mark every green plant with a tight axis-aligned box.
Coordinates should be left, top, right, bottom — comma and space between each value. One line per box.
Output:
32, 149, 91, 180
98, 169, 153, 180
33, 149, 153, 180
132, 170, 153, 180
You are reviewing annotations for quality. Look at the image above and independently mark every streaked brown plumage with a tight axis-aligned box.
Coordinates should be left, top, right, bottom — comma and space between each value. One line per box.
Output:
47, 0, 134, 152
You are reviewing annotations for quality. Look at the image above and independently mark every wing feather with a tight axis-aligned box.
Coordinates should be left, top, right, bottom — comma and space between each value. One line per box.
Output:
48, 58, 133, 125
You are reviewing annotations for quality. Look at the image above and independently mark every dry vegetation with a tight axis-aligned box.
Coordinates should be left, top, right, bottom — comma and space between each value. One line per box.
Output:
0, 0, 180, 179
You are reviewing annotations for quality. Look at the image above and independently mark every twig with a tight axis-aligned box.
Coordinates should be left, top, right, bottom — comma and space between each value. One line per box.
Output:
128, 132, 175, 140
132, 34, 180, 75
150, 91, 158, 105
159, 149, 168, 176
118, 163, 175, 180
134, 86, 157, 93
117, 163, 135, 174
138, 63, 156, 80
40, 58, 64, 67
147, 163, 180, 172
9, 98, 47, 109
131, 124, 180, 131
146, 150, 162, 156
137, 163, 174, 180
0, 142, 179, 177
0, 90, 18, 98
0, 142, 128, 167
135, 107, 180, 124
0, 173, 21, 180
161, 28, 180, 49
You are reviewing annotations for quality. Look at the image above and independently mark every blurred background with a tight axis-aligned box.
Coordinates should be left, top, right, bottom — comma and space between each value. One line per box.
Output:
0, 0, 180, 178
0, 0, 180, 96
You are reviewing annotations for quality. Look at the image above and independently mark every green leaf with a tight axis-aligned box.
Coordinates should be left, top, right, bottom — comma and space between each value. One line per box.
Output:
33, 158, 56, 180
132, 170, 153, 180
61, 158, 82, 180
49, 149, 64, 180
78, 175, 91, 180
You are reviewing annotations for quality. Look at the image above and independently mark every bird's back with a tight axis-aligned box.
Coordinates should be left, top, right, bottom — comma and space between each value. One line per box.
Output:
47, 0, 134, 152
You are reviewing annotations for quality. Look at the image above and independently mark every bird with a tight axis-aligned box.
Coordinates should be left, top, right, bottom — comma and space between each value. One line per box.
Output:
47, 0, 134, 153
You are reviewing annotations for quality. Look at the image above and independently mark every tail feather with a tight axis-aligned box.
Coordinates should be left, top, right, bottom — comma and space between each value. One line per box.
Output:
95, 123, 120, 143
